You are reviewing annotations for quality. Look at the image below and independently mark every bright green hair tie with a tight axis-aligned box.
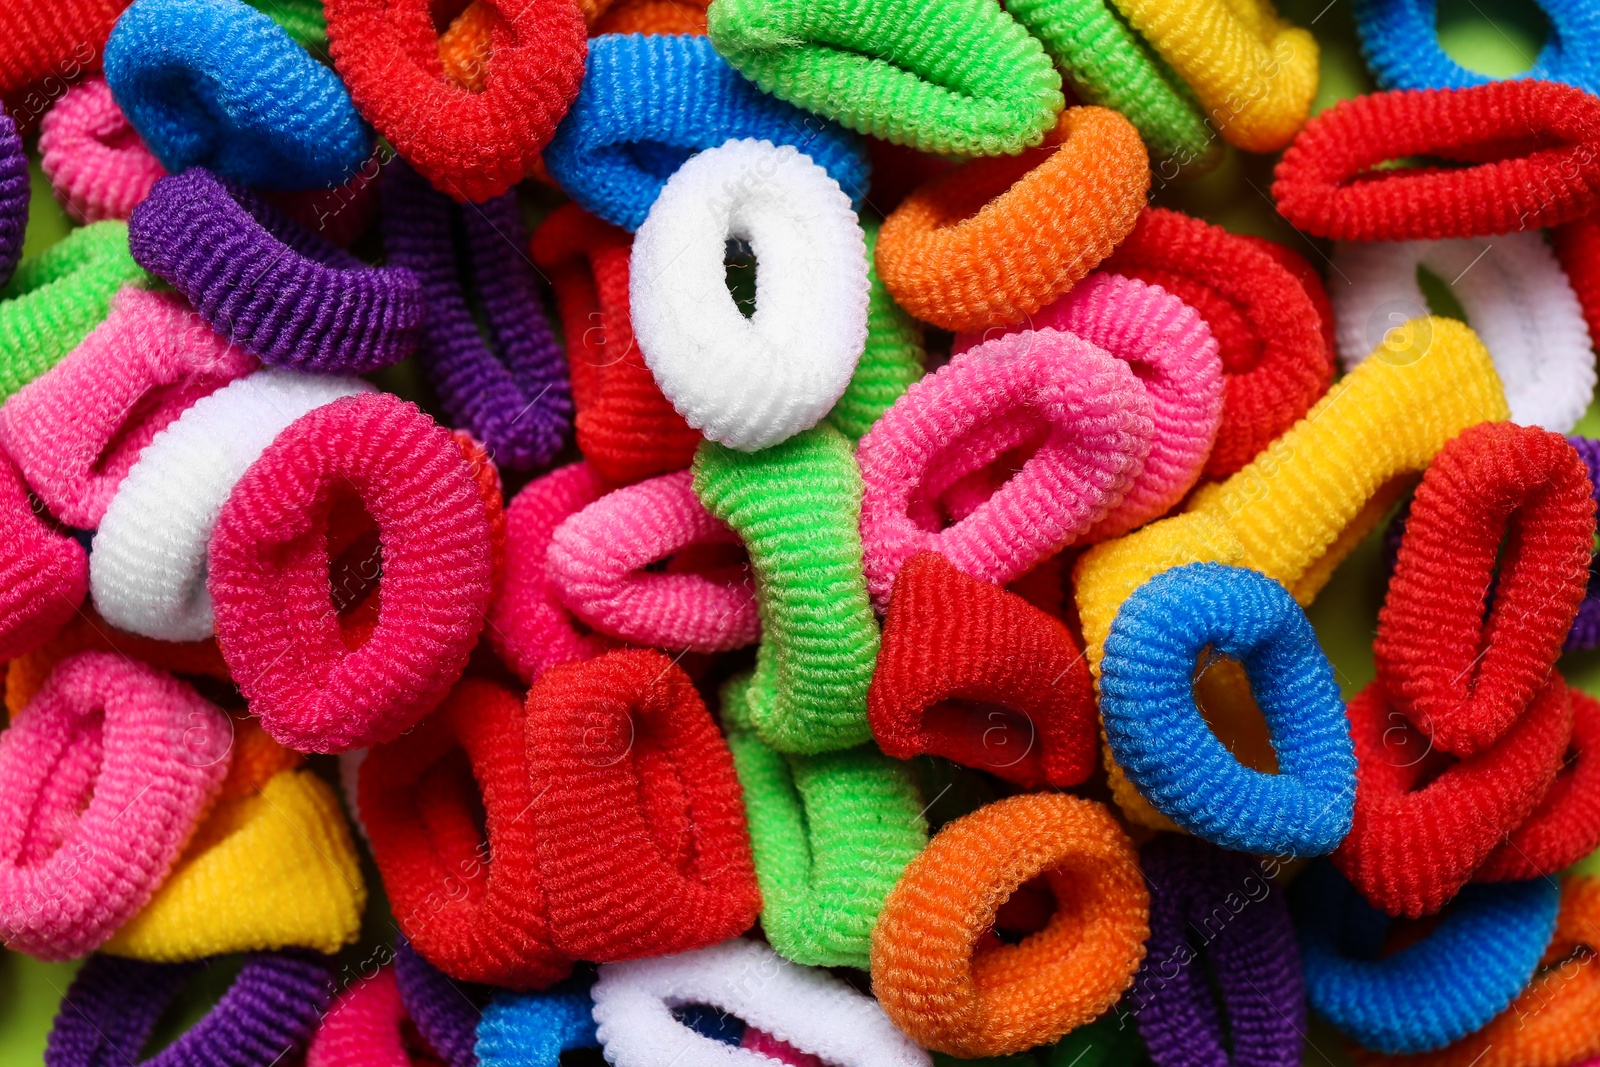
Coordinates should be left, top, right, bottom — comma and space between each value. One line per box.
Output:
0, 221, 150, 402
827, 218, 924, 444
244, 0, 326, 48
693, 424, 879, 753
706, 0, 1065, 157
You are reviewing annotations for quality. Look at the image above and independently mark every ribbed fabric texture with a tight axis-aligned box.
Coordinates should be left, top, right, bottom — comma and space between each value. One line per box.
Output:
244, 0, 326, 47
1354, 0, 1600, 93
394, 937, 485, 1067
1554, 217, 1600, 354
0, 444, 89, 662
1478, 688, 1600, 880
825, 217, 924, 443
0, 108, 25, 289
0, 0, 126, 99
305, 966, 418, 1067
595, 0, 710, 33
38, 78, 166, 225
1564, 435, 1600, 652
477, 986, 599, 1067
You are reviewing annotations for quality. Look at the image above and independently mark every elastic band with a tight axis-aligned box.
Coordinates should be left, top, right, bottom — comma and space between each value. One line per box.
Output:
129, 168, 423, 372
305, 966, 424, 1067
325, 0, 586, 202
543, 34, 868, 231
631, 138, 868, 452
38, 78, 165, 224
595, 0, 709, 33
1332, 232, 1594, 431
394, 938, 484, 1067
825, 217, 925, 444
1554, 217, 1600, 352
0, 0, 123, 100
477, 987, 599, 1067
1273, 81, 1600, 241
0, 652, 230, 960
875, 107, 1148, 332
693, 426, 880, 754
526, 650, 760, 961
741, 1031, 819, 1067
1354, 0, 1600, 94
1479, 689, 1600, 881
264, 161, 384, 249
0, 446, 89, 662
1565, 436, 1600, 653
872, 792, 1149, 1058
0, 108, 25, 287
244, 0, 326, 47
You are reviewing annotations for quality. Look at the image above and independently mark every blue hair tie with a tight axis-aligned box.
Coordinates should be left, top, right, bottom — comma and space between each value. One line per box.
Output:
105, 0, 372, 190
1295, 862, 1561, 1054
1353, 0, 1600, 94
476, 986, 599, 1067
543, 33, 870, 231
1100, 562, 1356, 856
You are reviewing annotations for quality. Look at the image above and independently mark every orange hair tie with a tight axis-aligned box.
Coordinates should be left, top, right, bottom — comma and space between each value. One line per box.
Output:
870, 792, 1150, 1057
874, 106, 1149, 333
593, 0, 708, 33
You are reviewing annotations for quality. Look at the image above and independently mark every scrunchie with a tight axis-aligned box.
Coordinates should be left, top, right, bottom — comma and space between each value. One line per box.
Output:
1354, 0, 1600, 94
477, 985, 599, 1067
104, 0, 371, 189
38, 78, 166, 224
129, 168, 423, 372
208, 392, 494, 752
0, 108, 25, 288
0, 445, 89, 662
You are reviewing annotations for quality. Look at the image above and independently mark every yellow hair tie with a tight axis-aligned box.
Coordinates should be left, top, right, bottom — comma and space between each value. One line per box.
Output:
1108, 0, 1318, 152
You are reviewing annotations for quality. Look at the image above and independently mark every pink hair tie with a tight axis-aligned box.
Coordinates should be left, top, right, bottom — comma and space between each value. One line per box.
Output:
857, 328, 1154, 609
0, 445, 88, 661
743, 1029, 824, 1066
0, 288, 256, 529
547, 469, 757, 653
305, 966, 412, 1067
207, 393, 494, 753
0, 651, 231, 960
37, 78, 166, 224
953, 272, 1222, 541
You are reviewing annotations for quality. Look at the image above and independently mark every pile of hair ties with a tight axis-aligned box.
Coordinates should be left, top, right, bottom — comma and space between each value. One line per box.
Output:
2, 0, 1600, 1064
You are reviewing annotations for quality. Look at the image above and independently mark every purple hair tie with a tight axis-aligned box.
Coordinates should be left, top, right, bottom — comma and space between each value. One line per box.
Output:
394, 936, 485, 1067
381, 159, 570, 471
44, 951, 334, 1067
1124, 835, 1304, 1067
0, 109, 25, 290
128, 167, 423, 373
1565, 435, 1600, 651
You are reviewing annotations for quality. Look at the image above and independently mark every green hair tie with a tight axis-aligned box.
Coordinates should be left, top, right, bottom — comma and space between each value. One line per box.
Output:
706, 0, 1065, 157
0, 221, 150, 401
693, 424, 879, 753
827, 218, 925, 444
244, 0, 327, 48
930, 1013, 1150, 1067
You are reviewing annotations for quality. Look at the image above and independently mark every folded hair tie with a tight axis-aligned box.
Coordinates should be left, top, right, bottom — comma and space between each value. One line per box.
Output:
1273, 80, 1600, 241
104, 0, 371, 189
305, 966, 427, 1067
592, 938, 930, 1067
38, 78, 165, 224
694, 427, 880, 754
872, 793, 1149, 1058
1374, 423, 1594, 756
129, 168, 423, 373
1478, 689, 1600, 881
0, 652, 230, 960
0, 0, 123, 100
1354, 0, 1600, 93
1297, 861, 1562, 1055
477, 986, 599, 1067
1554, 217, 1600, 351
0, 446, 89, 662
46, 950, 334, 1067
706, 0, 1062, 157
1333, 233, 1594, 432
825, 217, 925, 443
631, 138, 867, 452
394, 938, 485, 1067
325, 0, 586, 202
381, 158, 570, 472
0, 109, 24, 287
526, 650, 761, 961
875, 107, 1148, 332
544, 34, 868, 231
244, 0, 326, 46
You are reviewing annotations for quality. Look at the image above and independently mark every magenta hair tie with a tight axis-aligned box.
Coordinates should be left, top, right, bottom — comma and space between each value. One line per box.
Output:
743, 1029, 823, 1066
38, 77, 167, 225
0, 445, 88, 661
207, 393, 494, 753
857, 327, 1154, 608
0, 651, 231, 961
952, 272, 1223, 541
0, 287, 257, 529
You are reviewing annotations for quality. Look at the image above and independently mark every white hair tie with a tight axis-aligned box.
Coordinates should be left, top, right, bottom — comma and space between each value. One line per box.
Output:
591, 939, 929, 1067
90, 368, 372, 640
1331, 232, 1594, 432
630, 138, 869, 452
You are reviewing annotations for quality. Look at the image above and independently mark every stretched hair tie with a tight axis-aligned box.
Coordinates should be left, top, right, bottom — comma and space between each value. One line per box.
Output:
825, 217, 925, 443
45, 951, 333, 1067
0, 447, 89, 662
1354, 0, 1600, 93
0, 0, 122, 99
631, 138, 868, 452
38, 78, 166, 224
0, 652, 231, 960
875, 107, 1148, 332
129, 168, 422, 372
393, 939, 485, 1067
872, 793, 1149, 1058
544, 34, 868, 231
1332, 233, 1594, 431
245, 0, 326, 46
381, 158, 570, 471
0, 109, 24, 287
1272, 80, 1600, 241
208, 393, 494, 752
477, 986, 600, 1067
1554, 217, 1600, 350
694, 426, 881, 754
325, 0, 586, 202
305, 966, 433, 1067
526, 650, 760, 961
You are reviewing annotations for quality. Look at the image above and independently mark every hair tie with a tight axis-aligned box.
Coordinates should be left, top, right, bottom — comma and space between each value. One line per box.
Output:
246, 0, 326, 47
526, 650, 760, 961
1354, 0, 1600, 93
0, 108, 24, 287
1333, 233, 1594, 432
631, 138, 867, 452
392, 939, 485, 1067
1477, 691, 1600, 882
1374, 423, 1594, 756
326, 0, 586, 202
593, 938, 930, 1067
305, 966, 430, 1067
0, 0, 121, 100
129, 169, 422, 373
693, 426, 880, 754
262, 159, 384, 249
875, 107, 1148, 332
824, 217, 925, 443
1296, 862, 1562, 1054
46, 951, 333, 1067
38, 78, 165, 225
0, 445, 89, 662
1554, 217, 1600, 351
104, 0, 370, 189
381, 159, 570, 472
595, 0, 709, 33
0, 652, 230, 960
477, 986, 600, 1067
1273, 81, 1600, 241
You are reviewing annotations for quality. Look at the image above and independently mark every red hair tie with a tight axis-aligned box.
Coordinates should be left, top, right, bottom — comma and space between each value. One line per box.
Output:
1553, 217, 1600, 351
0, 0, 120, 101
0, 444, 87, 661
1273, 81, 1600, 241
868, 551, 1097, 789
526, 649, 760, 961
